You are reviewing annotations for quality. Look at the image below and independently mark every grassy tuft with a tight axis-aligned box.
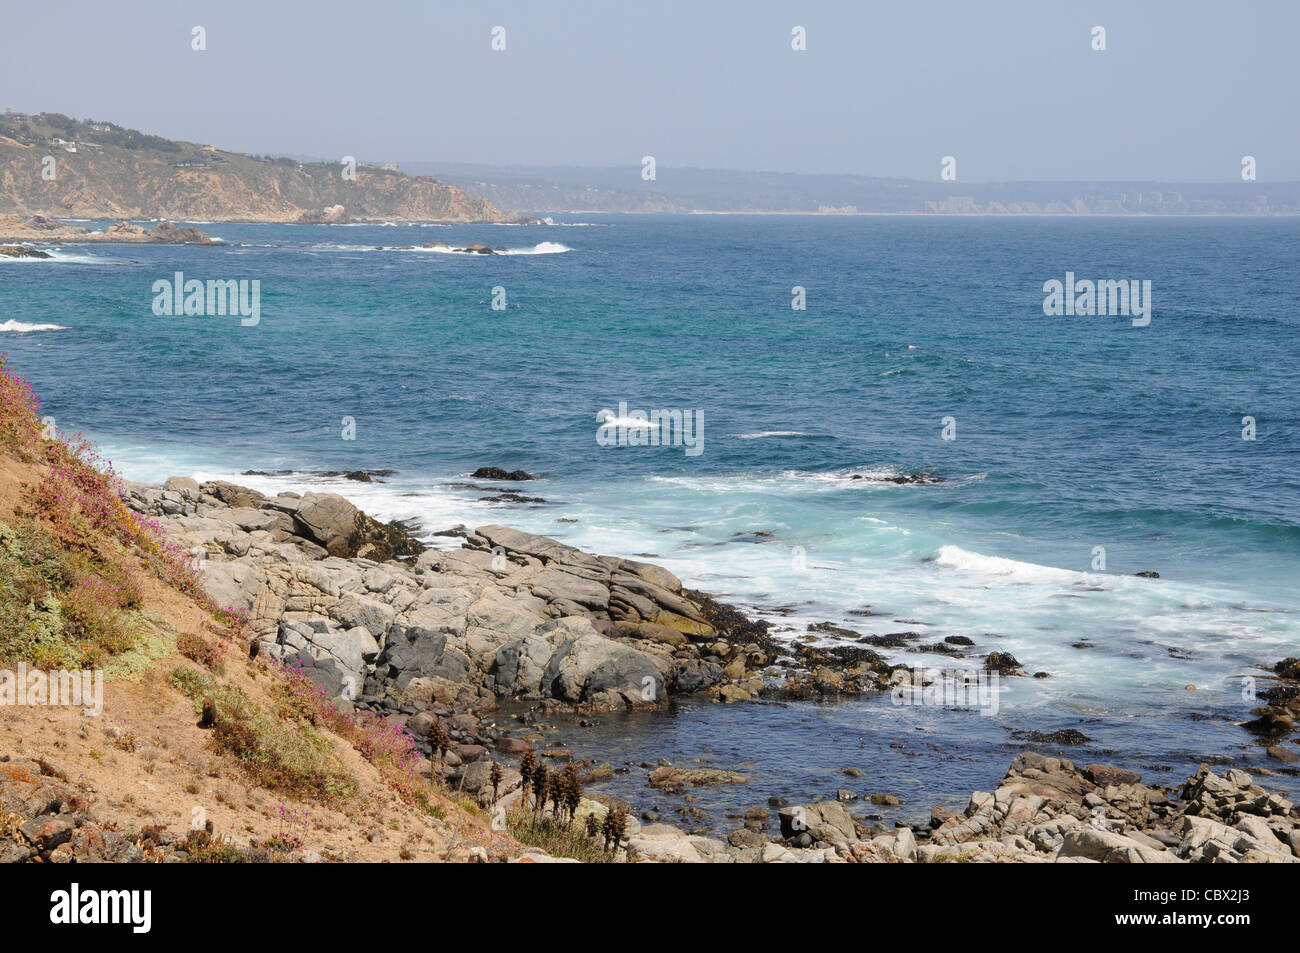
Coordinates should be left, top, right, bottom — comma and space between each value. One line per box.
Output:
170, 666, 357, 804
506, 812, 618, 863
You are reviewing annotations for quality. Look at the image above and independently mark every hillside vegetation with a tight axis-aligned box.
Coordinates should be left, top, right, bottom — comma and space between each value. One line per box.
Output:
0, 355, 520, 862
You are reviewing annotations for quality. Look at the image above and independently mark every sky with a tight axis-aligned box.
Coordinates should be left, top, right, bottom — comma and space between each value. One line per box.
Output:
1, 0, 1296, 181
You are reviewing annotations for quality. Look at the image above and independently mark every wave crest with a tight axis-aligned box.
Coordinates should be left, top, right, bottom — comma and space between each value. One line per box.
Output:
0, 319, 68, 333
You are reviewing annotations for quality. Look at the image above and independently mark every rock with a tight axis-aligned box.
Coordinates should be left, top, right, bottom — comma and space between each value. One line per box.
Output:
451, 744, 488, 763
472, 467, 536, 481
293, 493, 360, 554
140, 221, 217, 244
538, 618, 663, 705
406, 711, 437, 738
227, 507, 282, 533
728, 828, 767, 849
760, 842, 796, 863
513, 850, 579, 864
1011, 728, 1092, 745
892, 826, 917, 861
778, 801, 857, 844
1267, 746, 1300, 763
201, 561, 263, 613
1083, 764, 1142, 787
648, 767, 749, 791
286, 650, 351, 700
931, 805, 958, 827
670, 659, 725, 693
19, 815, 74, 852
530, 567, 611, 611
492, 635, 556, 696
625, 825, 703, 863
201, 480, 267, 509
715, 684, 751, 703
612, 621, 689, 648
0, 245, 52, 259
291, 491, 422, 560
163, 475, 201, 497
1059, 828, 1181, 863
985, 652, 1024, 674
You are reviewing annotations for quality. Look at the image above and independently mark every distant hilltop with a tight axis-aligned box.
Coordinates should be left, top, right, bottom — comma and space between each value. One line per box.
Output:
412, 161, 1300, 216
0, 112, 538, 224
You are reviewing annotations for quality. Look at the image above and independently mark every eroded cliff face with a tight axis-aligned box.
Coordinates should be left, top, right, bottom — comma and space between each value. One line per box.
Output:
0, 136, 523, 223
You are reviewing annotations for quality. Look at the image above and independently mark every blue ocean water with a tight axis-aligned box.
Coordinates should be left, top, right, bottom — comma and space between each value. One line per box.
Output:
3, 215, 1297, 818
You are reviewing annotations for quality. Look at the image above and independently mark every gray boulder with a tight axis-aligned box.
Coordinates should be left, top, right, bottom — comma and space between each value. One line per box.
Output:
293, 493, 358, 553
778, 801, 858, 844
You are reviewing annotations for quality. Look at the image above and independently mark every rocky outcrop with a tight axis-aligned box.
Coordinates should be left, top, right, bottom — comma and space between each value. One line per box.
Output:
0, 243, 51, 258
0, 215, 216, 245
1242, 658, 1300, 746
120, 478, 853, 717
471, 467, 536, 481
0, 759, 148, 863
894, 754, 1298, 864
103, 220, 217, 244
295, 204, 349, 224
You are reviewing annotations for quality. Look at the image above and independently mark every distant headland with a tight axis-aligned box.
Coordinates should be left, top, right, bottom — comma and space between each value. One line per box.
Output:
0, 111, 540, 225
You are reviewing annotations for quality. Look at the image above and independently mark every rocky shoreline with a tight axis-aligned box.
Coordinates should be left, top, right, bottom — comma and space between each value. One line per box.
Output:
0, 214, 216, 248
120, 476, 884, 716
117, 476, 1300, 862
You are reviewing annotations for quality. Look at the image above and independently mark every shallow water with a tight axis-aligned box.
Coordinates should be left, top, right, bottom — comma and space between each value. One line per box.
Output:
508, 684, 1270, 837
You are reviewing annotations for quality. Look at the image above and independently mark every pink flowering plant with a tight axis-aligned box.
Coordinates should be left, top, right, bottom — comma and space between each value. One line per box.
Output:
0, 356, 215, 666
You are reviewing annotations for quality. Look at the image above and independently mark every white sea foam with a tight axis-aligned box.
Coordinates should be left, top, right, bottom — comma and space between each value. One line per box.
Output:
0, 319, 68, 333
497, 241, 571, 255
0, 248, 115, 266
314, 241, 572, 256
731, 431, 809, 439
596, 409, 658, 429
934, 545, 1080, 583
537, 218, 609, 227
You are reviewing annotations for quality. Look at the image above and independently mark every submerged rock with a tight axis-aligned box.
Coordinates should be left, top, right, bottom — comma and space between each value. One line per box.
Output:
1010, 728, 1092, 746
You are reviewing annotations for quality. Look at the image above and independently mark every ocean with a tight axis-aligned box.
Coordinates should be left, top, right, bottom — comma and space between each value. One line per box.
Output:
3, 214, 1297, 825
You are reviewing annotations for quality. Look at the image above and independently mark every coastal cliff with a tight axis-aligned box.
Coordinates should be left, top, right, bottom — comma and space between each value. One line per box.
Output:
0, 112, 536, 224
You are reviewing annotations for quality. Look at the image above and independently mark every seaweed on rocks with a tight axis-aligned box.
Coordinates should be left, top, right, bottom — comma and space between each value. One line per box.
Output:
684, 589, 776, 649
1009, 728, 1092, 745
807, 621, 861, 639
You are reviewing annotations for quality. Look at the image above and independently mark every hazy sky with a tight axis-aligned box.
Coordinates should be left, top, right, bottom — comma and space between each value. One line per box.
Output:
2, 0, 1295, 181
